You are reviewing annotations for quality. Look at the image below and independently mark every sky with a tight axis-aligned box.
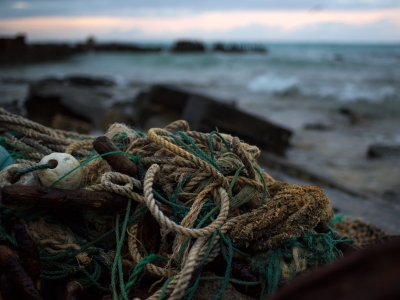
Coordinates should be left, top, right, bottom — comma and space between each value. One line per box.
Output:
0, 0, 399, 43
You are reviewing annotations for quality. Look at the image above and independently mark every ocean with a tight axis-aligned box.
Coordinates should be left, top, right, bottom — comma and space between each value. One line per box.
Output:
1, 43, 400, 199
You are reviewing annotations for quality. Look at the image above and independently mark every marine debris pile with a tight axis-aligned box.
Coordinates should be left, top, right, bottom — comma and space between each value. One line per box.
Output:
0, 108, 393, 299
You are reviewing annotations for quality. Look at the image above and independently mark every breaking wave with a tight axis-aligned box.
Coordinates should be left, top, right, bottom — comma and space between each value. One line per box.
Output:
247, 73, 300, 96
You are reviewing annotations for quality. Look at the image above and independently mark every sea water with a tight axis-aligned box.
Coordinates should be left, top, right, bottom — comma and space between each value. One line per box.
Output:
0, 43, 399, 198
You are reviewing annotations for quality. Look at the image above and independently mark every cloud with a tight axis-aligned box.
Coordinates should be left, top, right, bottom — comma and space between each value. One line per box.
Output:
0, 9, 399, 42
215, 20, 400, 42
12, 2, 28, 10
1, 0, 400, 19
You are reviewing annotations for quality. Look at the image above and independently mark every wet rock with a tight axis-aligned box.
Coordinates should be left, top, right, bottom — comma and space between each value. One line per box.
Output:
339, 107, 366, 125
367, 144, 400, 159
304, 123, 333, 131
100, 109, 135, 132
24, 76, 119, 131
134, 84, 292, 154
51, 114, 91, 134
212, 42, 268, 54
0, 34, 82, 64
64, 76, 115, 87
171, 40, 206, 52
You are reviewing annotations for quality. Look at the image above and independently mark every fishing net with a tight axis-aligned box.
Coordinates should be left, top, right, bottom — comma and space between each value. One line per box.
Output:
331, 216, 389, 247
0, 108, 353, 299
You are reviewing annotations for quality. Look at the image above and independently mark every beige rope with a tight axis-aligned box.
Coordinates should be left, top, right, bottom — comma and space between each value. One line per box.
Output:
148, 128, 228, 189
0, 114, 59, 137
65, 140, 94, 154
144, 164, 230, 238
101, 172, 144, 203
163, 120, 190, 132
169, 237, 207, 300
127, 223, 177, 278
0, 123, 71, 145
232, 136, 256, 180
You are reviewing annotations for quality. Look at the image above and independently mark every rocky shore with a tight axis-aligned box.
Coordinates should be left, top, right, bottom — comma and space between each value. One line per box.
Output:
1, 74, 399, 216
0, 34, 268, 65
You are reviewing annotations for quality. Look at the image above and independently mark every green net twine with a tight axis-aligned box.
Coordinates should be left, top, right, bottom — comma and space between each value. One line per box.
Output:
123, 253, 169, 298
14, 163, 53, 181
251, 230, 353, 296
49, 150, 142, 188
208, 131, 231, 161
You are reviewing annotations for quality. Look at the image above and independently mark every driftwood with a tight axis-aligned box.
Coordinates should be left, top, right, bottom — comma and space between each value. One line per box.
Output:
1, 185, 129, 210
0, 245, 43, 300
13, 219, 41, 284
93, 136, 138, 179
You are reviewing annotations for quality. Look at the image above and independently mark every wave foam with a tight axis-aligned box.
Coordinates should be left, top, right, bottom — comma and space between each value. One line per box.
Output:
337, 84, 396, 103
247, 73, 299, 96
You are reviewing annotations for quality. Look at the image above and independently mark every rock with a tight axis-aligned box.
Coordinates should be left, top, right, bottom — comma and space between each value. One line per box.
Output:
133, 84, 292, 155
0, 34, 82, 64
64, 76, 115, 87
339, 107, 366, 125
304, 123, 333, 131
51, 114, 91, 134
100, 109, 135, 132
367, 144, 400, 159
212, 42, 268, 54
24, 76, 120, 131
171, 40, 205, 52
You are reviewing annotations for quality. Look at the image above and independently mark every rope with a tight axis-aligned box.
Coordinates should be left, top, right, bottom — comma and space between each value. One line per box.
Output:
14, 163, 54, 181
143, 164, 230, 239
148, 128, 228, 189
0, 110, 345, 299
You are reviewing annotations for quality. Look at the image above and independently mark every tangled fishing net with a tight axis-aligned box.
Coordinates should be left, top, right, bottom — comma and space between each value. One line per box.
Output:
0, 108, 357, 299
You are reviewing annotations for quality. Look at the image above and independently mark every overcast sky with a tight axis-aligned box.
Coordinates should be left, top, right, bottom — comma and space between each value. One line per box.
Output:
0, 0, 399, 42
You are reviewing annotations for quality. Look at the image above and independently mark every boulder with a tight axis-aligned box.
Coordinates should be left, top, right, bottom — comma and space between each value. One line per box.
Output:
171, 40, 205, 52
367, 144, 400, 159
51, 114, 91, 133
24, 76, 122, 131
100, 109, 135, 132
133, 84, 292, 154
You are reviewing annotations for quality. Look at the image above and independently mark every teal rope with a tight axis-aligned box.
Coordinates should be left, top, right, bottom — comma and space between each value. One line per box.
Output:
183, 232, 219, 299
227, 166, 245, 196
111, 213, 121, 299
157, 276, 175, 300
118, 200, 133, 300
251, 230, 353, 296
14, 163, 53, 181
176, 205, 220, 268
40, 204, 147, 262
170, 131, 221, 172
79, 260, 109, 291
253, 165, 268, 205
329, 213, 348, 226
110, 200, 132, 300
212, 233, 232, 300
208, 131, 231, 160
184, 273, 202, 300
178, 132, 215, 164
124, 254, 168, 296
